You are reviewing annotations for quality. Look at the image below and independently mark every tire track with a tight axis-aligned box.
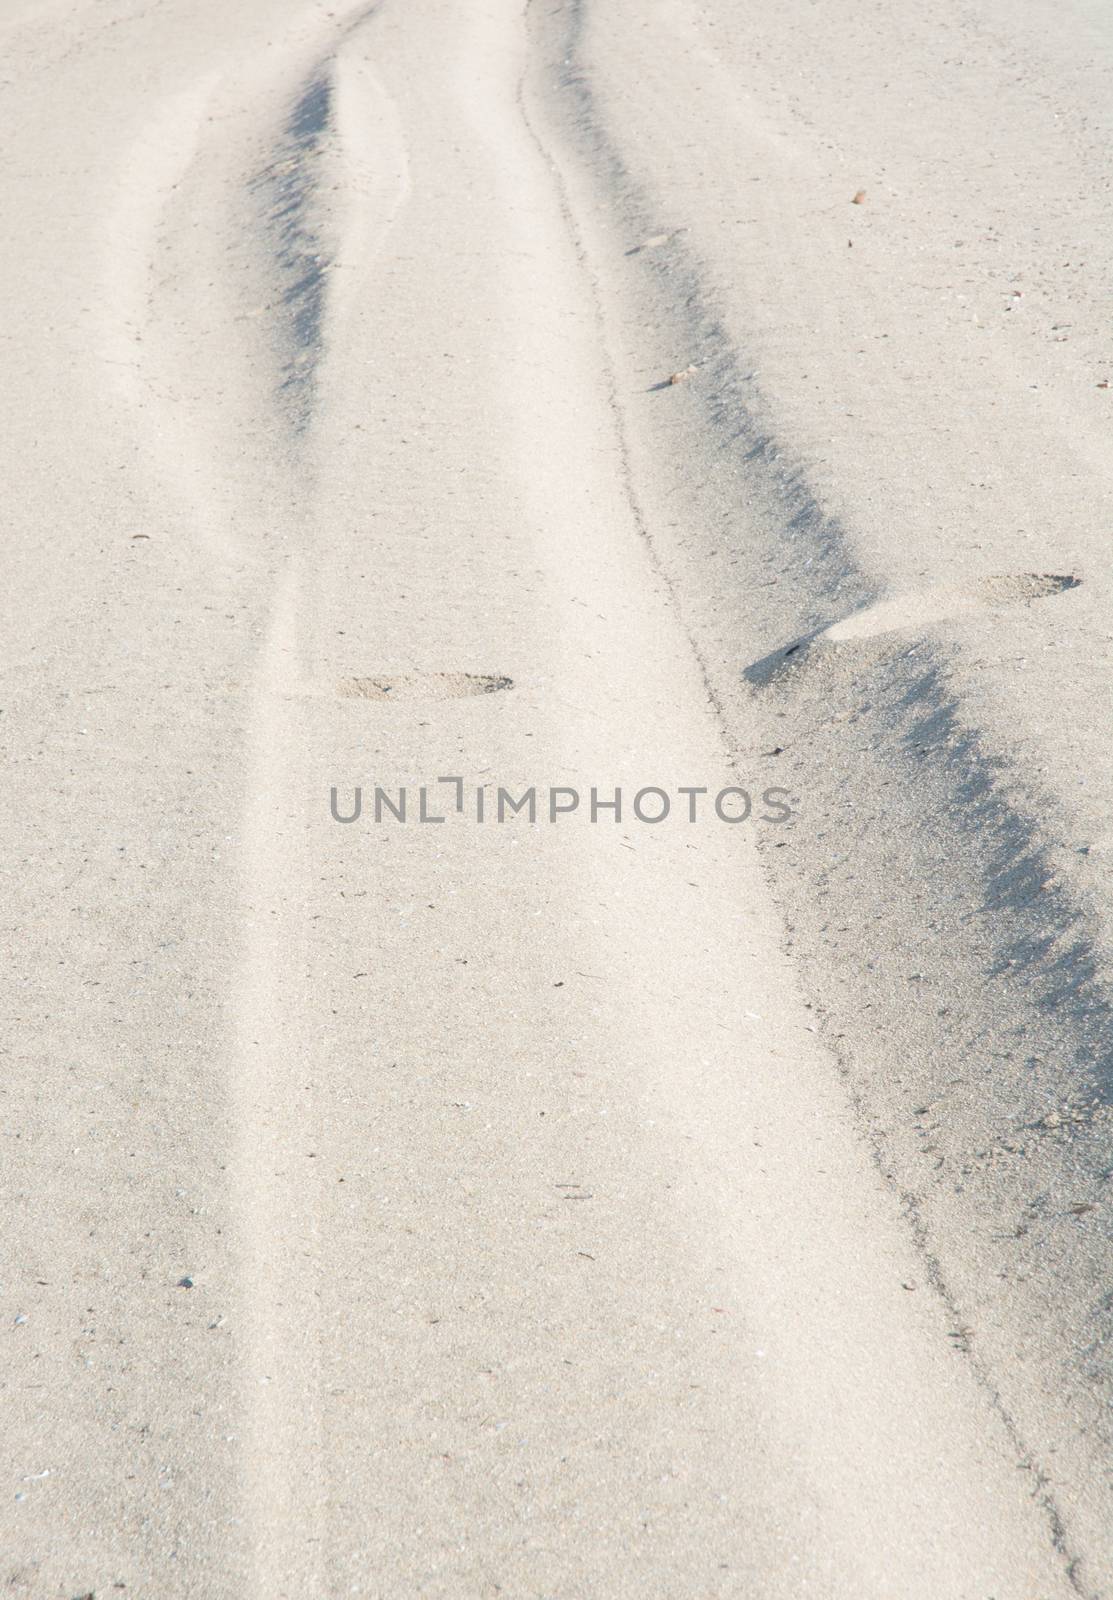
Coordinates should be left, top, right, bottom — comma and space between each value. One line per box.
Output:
522, 0, 1113, 1589
100, 6, 407, 1589
226, 14, 407, 1592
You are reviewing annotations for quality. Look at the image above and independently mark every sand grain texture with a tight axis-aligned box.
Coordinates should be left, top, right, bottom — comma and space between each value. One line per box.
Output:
1, 0, 1110, 1596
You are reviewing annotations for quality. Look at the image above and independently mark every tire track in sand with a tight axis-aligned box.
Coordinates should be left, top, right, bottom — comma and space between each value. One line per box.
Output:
101, 6, 408, 1591
227, 14, 408, 1595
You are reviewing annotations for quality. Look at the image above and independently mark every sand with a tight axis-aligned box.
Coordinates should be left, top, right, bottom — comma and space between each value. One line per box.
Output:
2, 0, 1110, 1594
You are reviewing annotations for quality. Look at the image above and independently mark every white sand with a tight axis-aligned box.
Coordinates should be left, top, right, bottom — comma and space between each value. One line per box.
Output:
2, 1, 1110, 1595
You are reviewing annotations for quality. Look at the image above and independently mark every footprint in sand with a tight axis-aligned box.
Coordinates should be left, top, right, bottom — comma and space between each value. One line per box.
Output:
745, 572, 1080, 687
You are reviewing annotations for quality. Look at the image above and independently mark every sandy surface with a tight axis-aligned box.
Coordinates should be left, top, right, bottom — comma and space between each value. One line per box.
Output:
1, 1, 1110, 1595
